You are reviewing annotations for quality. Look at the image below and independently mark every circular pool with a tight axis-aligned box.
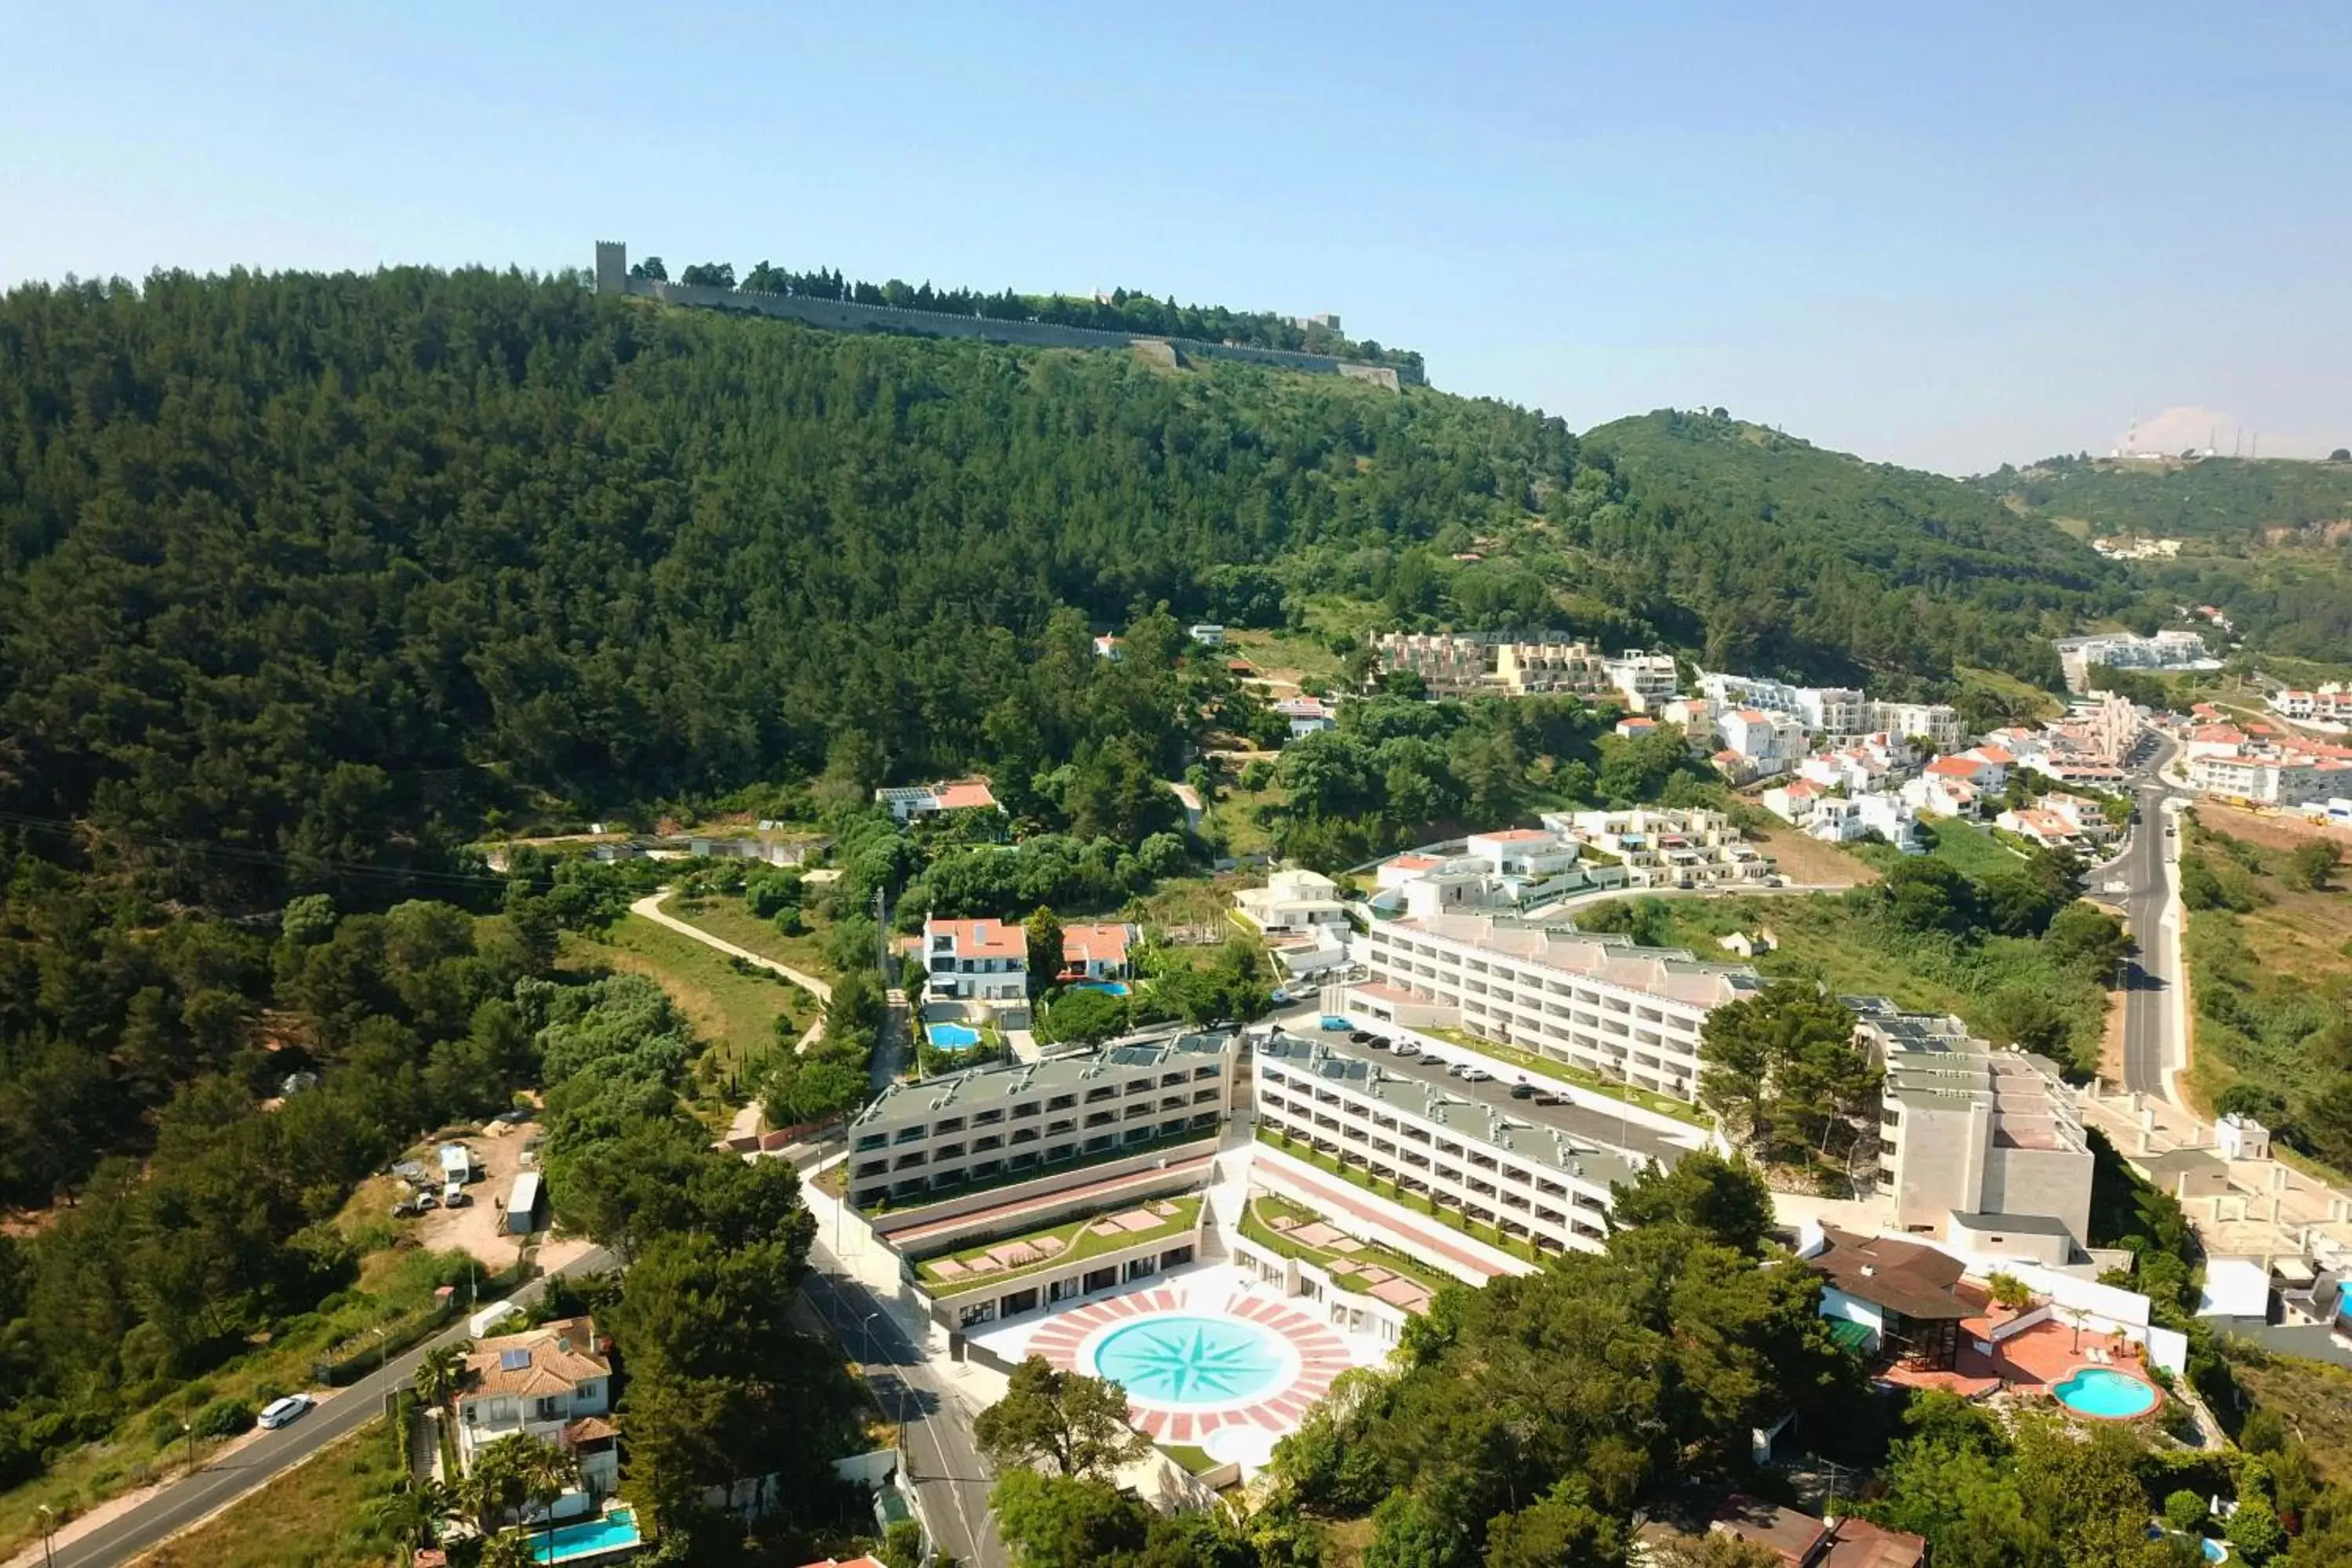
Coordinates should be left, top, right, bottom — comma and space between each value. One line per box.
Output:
1090, 1313, 1289, 1406
2051, 1366, 2158, 1419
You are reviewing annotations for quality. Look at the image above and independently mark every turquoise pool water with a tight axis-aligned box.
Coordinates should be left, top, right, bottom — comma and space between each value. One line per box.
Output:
530, 1508, 641, 1563
1074, 980, 1131, 996
927, 1022, 982, 1047
2051, 1367, 2158, 1419
1094, 1313, 1286, 1405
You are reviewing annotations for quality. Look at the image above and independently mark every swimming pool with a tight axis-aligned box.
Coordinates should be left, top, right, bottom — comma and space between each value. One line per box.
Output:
529, 1508, 642, 1563
1092, 1313, 1286, 1406
926, 1022, 982, 1047
1073, 980, 1131, 996
2051, 1366, 2158, 1419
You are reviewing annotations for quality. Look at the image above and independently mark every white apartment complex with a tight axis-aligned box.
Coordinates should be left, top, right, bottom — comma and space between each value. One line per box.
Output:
845, 1032, 1236, 1210
2188, 751, 2352, 807
2053, 630, 2218, 690
1543, 806, 1774, 890
2271, 684, 2352, 724
456, 1316, 619, 1506
1857, 1002, 2092, 1247
1255, 1033, 1670, 1254
1697, 672, 1963, 750
1351, 913, 1763, 1102
1372, 633, 1679, 710
1234, 866, 1352, 937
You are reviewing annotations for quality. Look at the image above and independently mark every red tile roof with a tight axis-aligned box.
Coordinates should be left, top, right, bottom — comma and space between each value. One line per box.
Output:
931, 778, 1000, 811
928, 918, 1025, 962
1062, 923, 1133, 967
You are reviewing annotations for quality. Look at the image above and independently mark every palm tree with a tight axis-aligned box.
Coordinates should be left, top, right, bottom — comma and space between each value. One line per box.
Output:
477, 1530, 539, 1568
363, 1479, 454, 1554
413, 1341, 471, 1413
524, 1442, 583, 1567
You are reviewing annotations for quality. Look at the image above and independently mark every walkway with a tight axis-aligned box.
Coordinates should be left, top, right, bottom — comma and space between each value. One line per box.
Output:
880, 1152, 1221, 1251
630, 889, 831, 1062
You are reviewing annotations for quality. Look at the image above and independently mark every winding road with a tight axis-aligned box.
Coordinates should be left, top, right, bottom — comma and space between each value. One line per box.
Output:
2104, 731, 2191, 1098
27, 1247, 614, 1568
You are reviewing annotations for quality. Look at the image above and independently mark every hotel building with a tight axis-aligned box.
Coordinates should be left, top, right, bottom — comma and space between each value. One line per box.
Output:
1254, 1032, 1683, 1254
845, 1032, 1236, 1210
1350, 913, 1763, 1102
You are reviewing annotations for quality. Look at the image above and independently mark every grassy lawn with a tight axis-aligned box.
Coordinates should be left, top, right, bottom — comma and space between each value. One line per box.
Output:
141, 1417, 410, 1568
1255, 1128, 1541, 1264
914, 1195, 1203, 1289
656, 891, 841, 989
1202, 777, 1288, 860
1223, 627, 1345, 691
1845, 815, 2025, 880
1240, 1193, 1454, 1297
560, 913, 803, 1073
1416, 1026, 1711, 1127
1162, 1442, 1223, 1477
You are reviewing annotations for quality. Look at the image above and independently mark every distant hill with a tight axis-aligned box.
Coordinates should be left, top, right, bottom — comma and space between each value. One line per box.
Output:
1577, 410, 2122, 690
1971, 453, 2352, 544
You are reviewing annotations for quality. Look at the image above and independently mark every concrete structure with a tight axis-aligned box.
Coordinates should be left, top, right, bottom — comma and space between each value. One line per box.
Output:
1254, 1032, 1675, 1254
2188, 750, 2352, 806
456, 1316, 618, 1512
1187, 623, 1225, 646
2271, 684, 2352, 724
1233, 866, 1350, 937
595, 241, 1419, 386
921, 917, 1029, 1002
915, 1206, 1207, 1332
2053, 629, 2219, 690
1544, 806, 1773, 890
1602, 649, 1681, 712
1719, 706, 1809, 769
844, 1031, 1236, 1210
1858, 1001, 2092, 1248
1493, 639, 1613, 697
1696, 672, 1962, 750
1373, 632, 1494, 696
1352, 913, 1763, 1102
874, 776, 1003, 822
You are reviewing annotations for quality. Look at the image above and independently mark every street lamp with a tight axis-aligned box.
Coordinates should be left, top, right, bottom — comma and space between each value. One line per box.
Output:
37, 1503, 55, 1568
858, 1310, 881, 1367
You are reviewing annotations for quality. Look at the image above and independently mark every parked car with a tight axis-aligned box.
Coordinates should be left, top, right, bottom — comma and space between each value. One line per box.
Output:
1392, 1040, 1421, 1057
1365, 1035, 1392, 1051
1509, 1082, 1536, 1100
444, 1187, 473, 1209
390, 1197, 421, 1219
257, 1394, 314, 1430
415, 1192, 438, 1210
1269, 988, 1294, 1005
1447, 1062, 1470, 1078
1463, 1067, 1494, 1083
1319, 1015, 1351, 1032
1348, 1030, 1374, 1044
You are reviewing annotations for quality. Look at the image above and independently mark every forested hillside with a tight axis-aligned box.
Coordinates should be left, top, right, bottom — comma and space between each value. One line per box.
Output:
1973, 453, 2352, 543
1, 272, 2156, 918
1580, 411, 2127, 688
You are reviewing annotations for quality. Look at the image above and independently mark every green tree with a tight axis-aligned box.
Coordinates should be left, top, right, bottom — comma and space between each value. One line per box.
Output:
1041, 985, 1128, 1045
1606, 1149, 1773, 1254
973, 1356, 1149, 1481
2161, 1490, 2207, 1533
2285, 840, 2339, 891
1025, 906, 1065, 996
990, 1468, 1149, 1567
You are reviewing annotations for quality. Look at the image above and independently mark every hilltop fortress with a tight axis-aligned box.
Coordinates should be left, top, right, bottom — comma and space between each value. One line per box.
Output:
593, 241, 1413, 389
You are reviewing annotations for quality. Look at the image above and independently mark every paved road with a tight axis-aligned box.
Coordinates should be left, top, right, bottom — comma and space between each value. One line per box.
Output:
38, 1248, 615, 1568
2103, 731, 2190, 1097
801, 1248, 1004, 1568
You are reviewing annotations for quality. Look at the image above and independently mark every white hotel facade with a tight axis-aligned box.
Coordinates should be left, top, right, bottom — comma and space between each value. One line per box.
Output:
1348, 913, 1764, 1102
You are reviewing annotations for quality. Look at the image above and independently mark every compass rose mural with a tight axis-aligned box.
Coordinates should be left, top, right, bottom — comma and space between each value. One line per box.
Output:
1026, 1287, 1353, 1444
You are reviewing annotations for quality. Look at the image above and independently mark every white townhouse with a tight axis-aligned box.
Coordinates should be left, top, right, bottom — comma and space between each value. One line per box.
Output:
456, 1317, 619, 1509
922, 916, 1029, 1001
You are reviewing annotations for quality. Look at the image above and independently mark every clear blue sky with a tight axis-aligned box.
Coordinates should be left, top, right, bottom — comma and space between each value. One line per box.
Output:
8, 0, 2349, 473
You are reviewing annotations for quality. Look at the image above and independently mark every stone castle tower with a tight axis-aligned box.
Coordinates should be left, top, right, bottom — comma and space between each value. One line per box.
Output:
593, 241, 627, 296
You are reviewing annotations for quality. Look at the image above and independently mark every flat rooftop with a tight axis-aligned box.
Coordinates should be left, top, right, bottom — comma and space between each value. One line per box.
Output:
1257, 1030, 1683, 1189
1387, 913, 1764, 1009
851, 1029, 1232, 1127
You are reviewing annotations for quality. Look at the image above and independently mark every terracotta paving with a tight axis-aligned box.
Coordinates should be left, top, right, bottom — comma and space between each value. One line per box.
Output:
1877, 1318, 2158, 1413
1023, 1286, 1353, 1443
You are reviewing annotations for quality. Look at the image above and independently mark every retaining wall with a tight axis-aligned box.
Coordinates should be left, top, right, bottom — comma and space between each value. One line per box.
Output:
618, 278, 1414, 387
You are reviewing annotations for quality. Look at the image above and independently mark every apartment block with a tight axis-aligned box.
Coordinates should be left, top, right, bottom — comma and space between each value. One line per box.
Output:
1857, 1001, 2092, 1247
1352, 913, 1762, 1102
844, 1032, 1235, 1210
1375, 632, 1499, 696
2188, 751, 2352, 807
1603, 650, 1681, 712
1544, 806, 1773, 890
1493, 640, 1613, 697
1254, 1033, 1675, 1254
